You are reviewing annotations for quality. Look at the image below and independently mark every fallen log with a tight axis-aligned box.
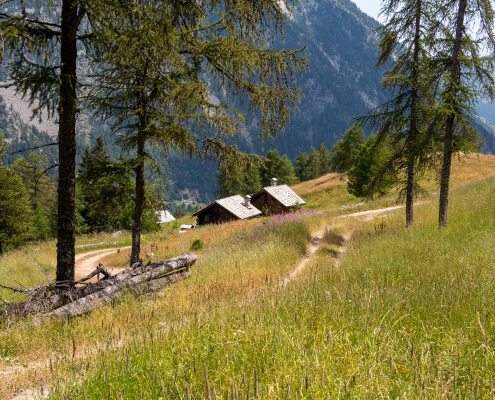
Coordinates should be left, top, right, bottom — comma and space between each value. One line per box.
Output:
47, 253, 197, 308
1, 253, 197, 321
41, 269, 191, 320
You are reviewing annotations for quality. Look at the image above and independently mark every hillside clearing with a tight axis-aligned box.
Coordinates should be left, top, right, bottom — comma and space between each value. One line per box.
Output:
1, 155, 495, 398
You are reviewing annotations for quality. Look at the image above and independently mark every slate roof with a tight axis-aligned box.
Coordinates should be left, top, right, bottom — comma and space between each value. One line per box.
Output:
253, 184, 306, 207
193, 195, 262, 219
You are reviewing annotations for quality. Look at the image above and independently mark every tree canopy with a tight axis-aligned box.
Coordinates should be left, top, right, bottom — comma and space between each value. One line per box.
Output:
78, 137, 134, 233
86, 0, 307, 265
329, 122, 366, 173
260, 150, 299, 187
12, 153, 57, 240
215, 160, 262, 198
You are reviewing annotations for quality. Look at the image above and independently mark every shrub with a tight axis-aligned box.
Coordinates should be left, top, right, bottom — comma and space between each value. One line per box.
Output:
190, 238, 205, 251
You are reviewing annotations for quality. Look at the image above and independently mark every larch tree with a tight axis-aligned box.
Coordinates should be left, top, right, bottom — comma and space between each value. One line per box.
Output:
260, 150, 299, 186
347, 135, 397, 198
0, 0, 89, 281
436, 0, 495, 227
294, 151, 310, 181
359, 0, 440, 227
87, 0, 307, 265
215, 160, 262, 198
329, 122, 366, 173
78, 137, 134, 232
13, 152, 58, 239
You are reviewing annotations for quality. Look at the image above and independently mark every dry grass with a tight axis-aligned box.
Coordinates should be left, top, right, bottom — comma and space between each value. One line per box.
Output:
1, 154, 495, 398
0, 212, 320, 399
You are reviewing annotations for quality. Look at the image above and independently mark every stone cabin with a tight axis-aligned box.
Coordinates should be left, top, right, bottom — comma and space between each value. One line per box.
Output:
193, 194, 262, 226
251, 178, 306, 215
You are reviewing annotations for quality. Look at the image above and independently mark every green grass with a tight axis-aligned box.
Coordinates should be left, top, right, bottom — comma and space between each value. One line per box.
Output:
0, 211, 319, 398
45, 178, 495, 399
3, 157, 495, 398
27, 180, 495, 399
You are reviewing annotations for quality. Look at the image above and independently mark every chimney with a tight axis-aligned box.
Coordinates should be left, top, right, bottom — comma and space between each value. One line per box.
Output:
270, 178, 278, 186
244, 195, 251, 207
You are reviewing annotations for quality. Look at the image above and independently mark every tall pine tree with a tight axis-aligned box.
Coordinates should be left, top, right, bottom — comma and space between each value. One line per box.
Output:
260, 150, 299, 186
0, 133, 32, 254
436, 0, 495, 227
359, 0, 439, 226
1, 1, 92, 280
87, 0, 306, 265
215, 160, 262, 198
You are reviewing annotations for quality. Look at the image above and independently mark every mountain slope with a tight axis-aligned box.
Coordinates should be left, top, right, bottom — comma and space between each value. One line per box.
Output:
254, 0, 385, 157
8, 0, 494, 201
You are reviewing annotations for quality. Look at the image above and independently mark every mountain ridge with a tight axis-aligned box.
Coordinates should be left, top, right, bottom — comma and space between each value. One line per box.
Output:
2, 0, 495, 201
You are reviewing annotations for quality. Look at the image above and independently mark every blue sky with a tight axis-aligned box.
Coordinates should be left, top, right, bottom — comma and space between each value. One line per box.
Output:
352, 0, 383, 21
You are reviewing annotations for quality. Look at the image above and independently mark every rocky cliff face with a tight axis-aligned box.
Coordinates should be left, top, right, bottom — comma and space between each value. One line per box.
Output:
266, 0, 385, 158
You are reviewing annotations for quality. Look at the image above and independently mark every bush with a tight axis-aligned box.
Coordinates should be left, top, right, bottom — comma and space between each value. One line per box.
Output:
190, 238, 205, 251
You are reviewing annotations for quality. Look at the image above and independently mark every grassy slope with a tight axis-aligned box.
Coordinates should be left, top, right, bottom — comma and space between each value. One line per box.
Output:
1, 154, 495, 398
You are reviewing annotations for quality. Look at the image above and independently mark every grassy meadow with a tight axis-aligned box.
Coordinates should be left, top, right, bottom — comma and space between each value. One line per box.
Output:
1, 154, 495, 399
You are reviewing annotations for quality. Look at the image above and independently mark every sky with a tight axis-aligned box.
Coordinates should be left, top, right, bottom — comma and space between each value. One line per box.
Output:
351, 0, 383, 21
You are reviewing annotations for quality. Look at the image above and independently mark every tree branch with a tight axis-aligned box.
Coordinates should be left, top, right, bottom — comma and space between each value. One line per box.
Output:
69, 5, 87, 38
9, 142, 58, 156
0, 12, 62, 29
34, 164, 58, 186
0, 283, 29, 294
0, 65, 63, 89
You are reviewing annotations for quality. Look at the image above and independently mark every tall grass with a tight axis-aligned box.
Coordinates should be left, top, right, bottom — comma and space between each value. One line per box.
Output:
2, 157, 495, 398
47, 178, 495, 399
0, 212, 319, 399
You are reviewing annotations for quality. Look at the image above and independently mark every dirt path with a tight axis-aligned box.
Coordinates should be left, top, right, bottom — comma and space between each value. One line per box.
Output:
281, 227, 326, 287
281, 202, 414, 286
340, 201, 428, 221
74, 247, 131, 280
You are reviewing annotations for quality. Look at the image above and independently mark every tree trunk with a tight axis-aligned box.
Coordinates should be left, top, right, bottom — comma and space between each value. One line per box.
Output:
0, 240, 3, 255
405, 158, 415, 227
44, 263, 194, 319
438, 0, 466, 228
130, 116, 147, 266
56, 0, 79, 282
439, 116, 455, 227
405, 0, 422, 228
48, 254, 197, 308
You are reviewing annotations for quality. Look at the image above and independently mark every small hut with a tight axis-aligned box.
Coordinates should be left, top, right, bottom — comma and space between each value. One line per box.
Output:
251, 178, 306, 215
193, 194, 262, 226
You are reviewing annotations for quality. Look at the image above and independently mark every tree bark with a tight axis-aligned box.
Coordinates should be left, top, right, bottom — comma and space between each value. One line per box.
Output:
56, 0, 80, 282
405, 158, 415, 226
405, 0, 422, 228
130, 130, 146, 266
438, 0, 466, 228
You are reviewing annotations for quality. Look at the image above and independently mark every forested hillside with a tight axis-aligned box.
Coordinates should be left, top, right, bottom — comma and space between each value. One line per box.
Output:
1, 0, 495, 202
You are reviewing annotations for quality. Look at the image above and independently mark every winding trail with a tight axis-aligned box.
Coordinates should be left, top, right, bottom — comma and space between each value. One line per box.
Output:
281, 228, 326, 287
74, 247, 131, 280
281, 202, 415, 285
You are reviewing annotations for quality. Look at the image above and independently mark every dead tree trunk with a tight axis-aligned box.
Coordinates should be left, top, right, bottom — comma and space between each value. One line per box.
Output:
2, 253, 197, 321
48, 254, 197, 308
43, 269, 191, 319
